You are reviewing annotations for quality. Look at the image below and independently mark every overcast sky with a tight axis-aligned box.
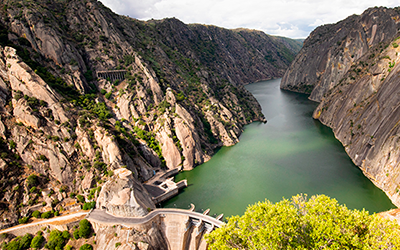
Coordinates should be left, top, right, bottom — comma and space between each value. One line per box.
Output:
99, 0, 400, 38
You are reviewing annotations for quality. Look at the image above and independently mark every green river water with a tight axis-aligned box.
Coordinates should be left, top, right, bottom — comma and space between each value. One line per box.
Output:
163, 79, 395, 217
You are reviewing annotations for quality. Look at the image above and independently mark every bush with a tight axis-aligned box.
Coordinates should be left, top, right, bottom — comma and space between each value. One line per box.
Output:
79, 244, 93, 250
45, 229, 70, 250
82, 201, 96, 210
104, 92, 112, 99
20, 233, 33, 249
32, 210, 41, 218
73, 228, 80, 239
27, 174, 38, 187
76, 195, 85, 203
18, 216, 30, 224
62, 230, 70, 240
41, 211, 53, 219
29, 186, 37, 193
30, 234, 44, 249
206, 194, 400, 249
3, 233, 33, 250
115, 242, 121, 248
78, 219, 92, 239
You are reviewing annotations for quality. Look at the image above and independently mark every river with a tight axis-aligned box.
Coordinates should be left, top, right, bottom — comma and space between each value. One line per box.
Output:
163, 79, 395, 217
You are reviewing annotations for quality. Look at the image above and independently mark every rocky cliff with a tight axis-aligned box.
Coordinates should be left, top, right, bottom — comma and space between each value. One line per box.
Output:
282, 6, 400, 207
0, 0, 299, 242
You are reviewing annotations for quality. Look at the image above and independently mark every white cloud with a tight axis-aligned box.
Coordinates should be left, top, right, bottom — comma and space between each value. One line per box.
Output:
98, 0, 400, 38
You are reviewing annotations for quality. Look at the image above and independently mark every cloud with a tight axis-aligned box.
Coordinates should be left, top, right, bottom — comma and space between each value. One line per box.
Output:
98, 0, 400, 38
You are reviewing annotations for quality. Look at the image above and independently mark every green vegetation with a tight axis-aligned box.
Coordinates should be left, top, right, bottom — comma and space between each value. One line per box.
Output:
3, 233, 33, 250
30, 234, 44, 249
44, 230, 70, 250
79, 244, 93, 250
32, 210, 41, 218
78, 219, 93, 239
76, 194, 85, 203
82, 201, 96, 210
41, 211, 53, 219
206, 194, 400, 249
133, 126, 165, 166
18, 216, 30, 224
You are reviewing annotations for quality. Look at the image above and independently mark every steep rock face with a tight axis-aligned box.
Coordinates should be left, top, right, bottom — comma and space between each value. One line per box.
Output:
96, 168, 155, 217
281, 7, 400, 101
313, 38, 400, 206
282, 6, 400, 206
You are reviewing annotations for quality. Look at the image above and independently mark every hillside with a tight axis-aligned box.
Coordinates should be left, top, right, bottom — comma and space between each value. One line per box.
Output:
281, 6, 400, 207
0, 0, 300, 246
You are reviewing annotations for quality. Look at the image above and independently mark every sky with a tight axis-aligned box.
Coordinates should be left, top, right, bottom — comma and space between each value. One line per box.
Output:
98, 0, 400, 38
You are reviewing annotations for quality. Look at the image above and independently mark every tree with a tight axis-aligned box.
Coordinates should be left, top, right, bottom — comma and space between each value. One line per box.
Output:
205, 194, 400, 249
19, 233, 33, 249
79, 244, 93, 250
44, 229, 70, 250
78, 219, 92, 239
32, 210, 41, 218
30, 234, 44, 249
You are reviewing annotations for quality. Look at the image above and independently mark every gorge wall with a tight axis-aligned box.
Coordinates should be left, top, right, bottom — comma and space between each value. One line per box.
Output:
281, 7, 400, 207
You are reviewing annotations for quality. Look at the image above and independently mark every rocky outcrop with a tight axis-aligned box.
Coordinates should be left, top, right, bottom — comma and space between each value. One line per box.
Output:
282, 6, 400, 206
96, 168, 155, 217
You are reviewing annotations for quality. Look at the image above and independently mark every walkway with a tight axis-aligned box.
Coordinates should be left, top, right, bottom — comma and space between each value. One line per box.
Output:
0, 211, 89, 235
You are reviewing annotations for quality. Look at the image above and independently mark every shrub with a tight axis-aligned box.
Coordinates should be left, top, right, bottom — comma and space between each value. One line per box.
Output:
79, 244, 93, 250
82, 201, 96, 210
29, 186, 37, 193
73, 228, 80, 239
104, 92, 112, 99
115, 242, 121, 248
18, 216, 29, 224
41, 211, 53, 219
32, 210, 41, 218
62, 230, 70, 240
78, 219, 92, 238
30, 234, 44, 249
45, 229, 69, 250
76, 195, 85, 203
20, 233, 33, 249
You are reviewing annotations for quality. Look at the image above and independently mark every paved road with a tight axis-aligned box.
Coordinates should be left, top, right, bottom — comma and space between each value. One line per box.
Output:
88, 208, 224, 228
0, 211, 89, 234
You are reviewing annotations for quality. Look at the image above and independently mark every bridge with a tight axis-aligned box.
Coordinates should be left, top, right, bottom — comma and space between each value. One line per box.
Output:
96, 70, 127, 82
